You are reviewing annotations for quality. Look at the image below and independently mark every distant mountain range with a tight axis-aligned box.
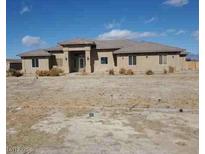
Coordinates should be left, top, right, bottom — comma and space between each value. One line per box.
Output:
186, 53, 199, 61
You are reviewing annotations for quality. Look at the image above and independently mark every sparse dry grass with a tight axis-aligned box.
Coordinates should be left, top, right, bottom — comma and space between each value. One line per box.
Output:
6, 72, 199, 153
6, 98, 91, 148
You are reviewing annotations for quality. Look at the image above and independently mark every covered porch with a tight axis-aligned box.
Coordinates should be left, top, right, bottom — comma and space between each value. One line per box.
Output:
62, 45, 93, 74
69, 51, 86, 73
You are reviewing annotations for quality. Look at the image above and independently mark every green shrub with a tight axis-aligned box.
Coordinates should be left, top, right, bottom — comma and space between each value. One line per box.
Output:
108, 69, 115, 75
126, 69, 134, 75
146, 70, 154, 75
119, 68, 126, 75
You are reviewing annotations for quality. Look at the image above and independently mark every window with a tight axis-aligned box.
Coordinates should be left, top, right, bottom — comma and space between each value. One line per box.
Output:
80, 58, 84, 68
101, 57, 108, 64
56, 58, 63, 67
128, 55, 136, 65
159, 55, 167, 64
32, 58, 39, 67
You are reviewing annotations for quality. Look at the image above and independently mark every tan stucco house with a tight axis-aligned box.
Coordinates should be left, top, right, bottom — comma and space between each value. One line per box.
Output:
18, 39, 188, 74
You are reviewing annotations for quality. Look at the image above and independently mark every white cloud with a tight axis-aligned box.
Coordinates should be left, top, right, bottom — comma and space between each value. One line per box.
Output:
97, 29, 159, 40
162, 29, 185, 36
144, 17, 156, 24
105, 20, 122, 29
97, 28, 187, 40
163, 0, 189, 7
166, 29, 176, 33
20, 5, 31, 15
192, 30, 199, 40
22, 35, 46, 47
175, 30, 186, 35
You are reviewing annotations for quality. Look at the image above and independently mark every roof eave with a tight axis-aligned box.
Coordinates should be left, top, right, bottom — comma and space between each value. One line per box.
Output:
113, 50, 182, 54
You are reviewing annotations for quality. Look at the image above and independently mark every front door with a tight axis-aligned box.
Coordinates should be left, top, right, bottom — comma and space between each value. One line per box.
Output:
73, 54, 85, 72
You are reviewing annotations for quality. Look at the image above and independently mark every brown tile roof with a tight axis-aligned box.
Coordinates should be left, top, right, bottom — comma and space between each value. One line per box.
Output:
18, 39, 185, 57
95, 40, 138, 49
17, 49, 51, 57
58, 39, 184, 53
113, 41, 185, 54
45, 46, 63, 52
58, 39, 95, 46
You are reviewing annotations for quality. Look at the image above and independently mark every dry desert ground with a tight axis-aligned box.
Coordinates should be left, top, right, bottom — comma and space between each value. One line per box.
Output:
7, 72, 199, 154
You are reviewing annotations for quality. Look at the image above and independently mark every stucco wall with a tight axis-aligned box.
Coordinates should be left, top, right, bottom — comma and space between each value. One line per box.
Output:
50, 52, 65, 70
21, 49, 185, 75
179, 56, 187, 71
22, 57, 49, 74
116, 54, 181, 73
93, 50, 115, 72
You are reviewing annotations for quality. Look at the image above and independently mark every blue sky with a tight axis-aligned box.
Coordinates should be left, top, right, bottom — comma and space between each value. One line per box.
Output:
7, 0, 198, 58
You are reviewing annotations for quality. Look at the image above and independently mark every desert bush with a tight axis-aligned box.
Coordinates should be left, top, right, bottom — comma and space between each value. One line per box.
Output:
168, 66, 175, 73
36, 70, 50, 76
146, 70, 154, 75
126, 69, 134, 75
108, 69, 115, 75
36, 68, 64, 76
119, 68, 126, 75
163, 69, 168, 74
14, 71, 23, 77
49, 68, 64, 76
7, 69, 23, 77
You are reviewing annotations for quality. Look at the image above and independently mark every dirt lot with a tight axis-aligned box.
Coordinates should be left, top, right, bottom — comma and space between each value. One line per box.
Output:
7, 72, 199, 154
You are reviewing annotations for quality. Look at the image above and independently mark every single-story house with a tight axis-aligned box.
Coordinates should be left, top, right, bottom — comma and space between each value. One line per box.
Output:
6, 58, 22, 71
18, 39, 188, 74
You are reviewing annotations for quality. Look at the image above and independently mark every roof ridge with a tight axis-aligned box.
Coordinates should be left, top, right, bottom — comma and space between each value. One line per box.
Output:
139, 41, 185, 50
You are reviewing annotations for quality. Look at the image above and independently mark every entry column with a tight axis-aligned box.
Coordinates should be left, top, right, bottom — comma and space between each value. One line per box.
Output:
85, 47, 91, 73
63, 47, 70, 73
